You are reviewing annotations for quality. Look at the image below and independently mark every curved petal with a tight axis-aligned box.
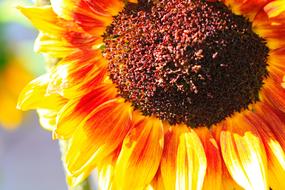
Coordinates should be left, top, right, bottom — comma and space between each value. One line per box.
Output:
55, 83, 117, 139
160, 125, 187, 190
196, 127, 222, 190
17, 74, 67, 111
219, 114, 268, 190
50, 0, 77, 20
35, 33, 75, 58
19, 5, 98, 55
211, 123, 244, 190
222, 0, 270, 21
50, 0, 125, 36
146, 170, 165, 190
113, 117, 164, 190
161, 125, 207, 190
176, 128, 207, 190
255, 103, 285, 148
37, 109, 59, 131
65, 99, 133, 177
48, 50, 107, 98
245, 109, 285, 190
262, 78, 285, 113
97, 149, 121, 190
18, 6, 65, 37
268, 47, 285, 72
253, 2, 285, 49
221, 162, 244, 190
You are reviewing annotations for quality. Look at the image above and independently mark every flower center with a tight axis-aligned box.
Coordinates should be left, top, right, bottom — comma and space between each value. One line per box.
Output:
103, 0, 269, 127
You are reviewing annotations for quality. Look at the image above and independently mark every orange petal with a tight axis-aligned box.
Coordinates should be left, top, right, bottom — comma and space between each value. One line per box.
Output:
223, 0, 270, 21
51, 0, 124, 36
65, 99, 132, 177
19, 6, 98, 53
268, 47, 285, 72
196, 127, 222, 190
255, 103, 285, 150
48, 50, 107, 98
113, 117, 164, 190
146, 170, 165, 190
161, 125, 207, 190
267, 64, 284, 86
55, 83, 117, 139
219, 115, 268, 190
50, 0, 122, 19
253, 2, 285, 49
264, 0, 285, 18
245, 111, 285, 190
160, 125, 187, 190
262, 78, 285, 113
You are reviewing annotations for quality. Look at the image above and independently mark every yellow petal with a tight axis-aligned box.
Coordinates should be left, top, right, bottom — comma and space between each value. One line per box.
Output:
35, 33, 75, 58
161, 125, 207, 190
51, 0, 121, 36
50, 0, 77, 20
196, 127, 222, 190
264, 0, 285, 18
37, 109, 58, 131
17, 74, 66, 111
98, 162, 114, 190
220, 116, 268, 190
146, 170, 165, 190
245, 111, 285, 190
19, 6, 97, 56
55, 84, 117, 139
253, 3, 285, 50
48, 50, 106, 98
59, 139, 93, 187
114, 117, 164, 190
176, 129, 207, 190
18, 6, 64, 37
160, 125, 186, 190
65, 99, 132, 177
97, 151, 120, 190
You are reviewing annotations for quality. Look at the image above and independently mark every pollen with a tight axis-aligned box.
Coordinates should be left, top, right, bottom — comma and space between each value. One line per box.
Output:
103, 0, 269, 127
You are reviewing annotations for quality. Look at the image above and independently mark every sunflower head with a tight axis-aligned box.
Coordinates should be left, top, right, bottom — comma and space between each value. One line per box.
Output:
104, 0, 269, 127
18, 0, 285, 189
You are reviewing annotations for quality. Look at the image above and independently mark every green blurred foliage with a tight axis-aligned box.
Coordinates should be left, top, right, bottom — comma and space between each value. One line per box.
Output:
0, 0, 46, 76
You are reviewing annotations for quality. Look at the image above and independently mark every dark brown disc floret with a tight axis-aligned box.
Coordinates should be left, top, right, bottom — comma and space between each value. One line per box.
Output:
103, 0, 269, 127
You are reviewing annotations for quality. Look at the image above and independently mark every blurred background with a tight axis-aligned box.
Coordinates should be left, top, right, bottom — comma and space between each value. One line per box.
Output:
0, 0, 67, 189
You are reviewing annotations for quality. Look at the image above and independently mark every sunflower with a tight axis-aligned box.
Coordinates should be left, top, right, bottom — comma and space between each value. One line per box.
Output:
0, 25, 32, 129
18, 0, 285, 189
